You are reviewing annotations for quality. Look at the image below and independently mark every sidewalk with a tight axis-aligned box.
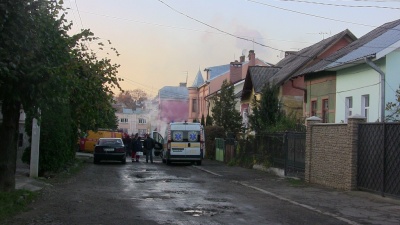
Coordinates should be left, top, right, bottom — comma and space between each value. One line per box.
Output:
198, 159, 400, 225
14, 152, 93, 192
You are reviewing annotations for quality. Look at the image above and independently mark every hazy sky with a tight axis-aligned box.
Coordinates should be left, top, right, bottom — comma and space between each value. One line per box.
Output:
64, 0, 400, 97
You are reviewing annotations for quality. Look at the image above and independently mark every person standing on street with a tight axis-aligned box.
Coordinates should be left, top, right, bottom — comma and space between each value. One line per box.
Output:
143, 134, 155, 163
131, 133, 142, 162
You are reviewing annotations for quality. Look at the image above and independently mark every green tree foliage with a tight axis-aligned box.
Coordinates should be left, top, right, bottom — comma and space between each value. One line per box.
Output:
386, 86, 400, 122
204, 126, 225, 159
206, 114, 213, 126
248, 83, 297, 134
210, 80, 242, 134
0, 1, 121, 191
115, 89, 148, 111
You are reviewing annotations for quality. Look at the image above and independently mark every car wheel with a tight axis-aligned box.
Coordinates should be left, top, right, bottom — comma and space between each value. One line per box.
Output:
162, 158, 166, 163
93, 157, 100, 164
166, 159, 171, 165
121, 156, 126, 164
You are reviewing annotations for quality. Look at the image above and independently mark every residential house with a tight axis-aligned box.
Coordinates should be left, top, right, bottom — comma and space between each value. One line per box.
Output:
296, 18, 400, 123
188, 50, 271, 123
240, 66, 281, 128
268, 29, 357, 122
116, 108, 150, 136
158, 83, 189, 125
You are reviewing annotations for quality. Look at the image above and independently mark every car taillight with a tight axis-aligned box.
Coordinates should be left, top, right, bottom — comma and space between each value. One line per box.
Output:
115, 147, 125, 152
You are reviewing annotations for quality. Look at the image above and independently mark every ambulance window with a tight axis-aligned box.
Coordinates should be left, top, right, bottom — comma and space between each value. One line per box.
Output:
172, 131, 183, 142
188, 131, 199, 142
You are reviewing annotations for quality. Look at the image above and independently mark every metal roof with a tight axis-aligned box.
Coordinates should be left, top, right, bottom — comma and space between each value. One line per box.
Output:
159, 86, 188, 100
270, 29, 357, 84
191, 70, 204, 87
326, 20, 400, 69
297, 19, 400, 74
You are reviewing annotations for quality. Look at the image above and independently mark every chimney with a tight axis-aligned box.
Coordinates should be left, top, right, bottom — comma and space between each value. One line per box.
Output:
248, 50, 255, 66
240, 55, 245, 63
230, 60, 242, 84
204, 68, 210, 80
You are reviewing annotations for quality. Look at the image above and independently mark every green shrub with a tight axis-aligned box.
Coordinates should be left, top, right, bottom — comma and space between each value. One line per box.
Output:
204, 126, 225, 160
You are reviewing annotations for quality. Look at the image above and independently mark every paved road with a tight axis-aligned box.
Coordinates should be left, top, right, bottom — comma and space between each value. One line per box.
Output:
10, 156, 400, 225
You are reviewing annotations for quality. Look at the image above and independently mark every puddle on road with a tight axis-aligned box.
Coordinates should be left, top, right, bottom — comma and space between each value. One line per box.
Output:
205, 197, 228, 203
177, 207, 219, 217
163, 190, 189, 195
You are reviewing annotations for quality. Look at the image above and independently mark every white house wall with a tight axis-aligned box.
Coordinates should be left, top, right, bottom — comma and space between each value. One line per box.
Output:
386, 50, 400, 107
335, 62, 383, 123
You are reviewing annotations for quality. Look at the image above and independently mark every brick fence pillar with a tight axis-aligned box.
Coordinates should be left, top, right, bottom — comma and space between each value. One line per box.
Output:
305, 116, 322, 183
347, 115, 366, 190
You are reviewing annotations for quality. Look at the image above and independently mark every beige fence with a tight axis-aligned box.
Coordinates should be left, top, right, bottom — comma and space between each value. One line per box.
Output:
305, 115, 366, 190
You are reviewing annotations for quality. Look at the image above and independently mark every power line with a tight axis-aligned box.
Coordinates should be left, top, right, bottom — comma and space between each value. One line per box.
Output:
275, 0, 400, 10
245, 0, 386, 28
156, 0, 400, 67
74, 0, 84, 28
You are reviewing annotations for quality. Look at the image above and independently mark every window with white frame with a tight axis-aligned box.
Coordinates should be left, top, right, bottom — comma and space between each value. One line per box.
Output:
120, 118, 128, 123
345, 97, 353, 122
138, 118, 146, 124
361, 95, 369, 120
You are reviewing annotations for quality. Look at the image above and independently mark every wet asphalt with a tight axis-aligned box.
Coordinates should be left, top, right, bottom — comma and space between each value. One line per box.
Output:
16, 153, 400, 225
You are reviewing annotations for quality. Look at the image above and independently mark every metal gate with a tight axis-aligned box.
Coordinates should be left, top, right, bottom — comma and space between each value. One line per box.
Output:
284, 132, 306, 178
358, 123, 400, 197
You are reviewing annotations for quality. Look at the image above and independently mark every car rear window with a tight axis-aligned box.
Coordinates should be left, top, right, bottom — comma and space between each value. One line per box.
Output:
172, 131, 199, 142
99, 139, 122, 145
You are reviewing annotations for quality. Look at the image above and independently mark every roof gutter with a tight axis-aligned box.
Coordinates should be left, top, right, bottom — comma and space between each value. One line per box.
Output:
364, 57, 385, 122
291, 79, 307, 103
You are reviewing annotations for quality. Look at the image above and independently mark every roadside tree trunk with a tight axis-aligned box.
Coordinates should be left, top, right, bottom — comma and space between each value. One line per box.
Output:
0, 101, 21, 192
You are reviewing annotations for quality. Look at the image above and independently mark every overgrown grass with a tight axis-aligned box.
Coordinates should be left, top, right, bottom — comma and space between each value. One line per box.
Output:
42, 157, 87, 184
0, 189, 38, 222
286, 178, 306, 187
0, 157, 87, 223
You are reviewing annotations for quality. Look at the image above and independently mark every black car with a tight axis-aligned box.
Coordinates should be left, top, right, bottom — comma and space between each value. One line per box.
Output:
93, 138, 126, 164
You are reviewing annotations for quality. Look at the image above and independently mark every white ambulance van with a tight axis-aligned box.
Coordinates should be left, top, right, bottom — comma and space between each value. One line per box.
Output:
161, 122, 205, 165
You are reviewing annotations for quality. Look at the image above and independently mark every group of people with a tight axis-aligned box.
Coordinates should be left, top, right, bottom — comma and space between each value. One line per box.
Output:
129, 133, 155, 163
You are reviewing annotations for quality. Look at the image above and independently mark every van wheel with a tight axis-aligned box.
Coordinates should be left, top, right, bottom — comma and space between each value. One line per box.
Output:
196, 160, 202, 166
166, 159, 171, 165
162, 158, 166, 163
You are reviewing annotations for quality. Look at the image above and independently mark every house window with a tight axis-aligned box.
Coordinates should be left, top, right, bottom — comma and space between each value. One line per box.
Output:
345, 97, 353, 122
362, 95, 369, 121
120, 118, 128, 123
192, 99, 198, 113
138, 118, 146, 124
322, 99, 329, 123
311, 100, 317, 117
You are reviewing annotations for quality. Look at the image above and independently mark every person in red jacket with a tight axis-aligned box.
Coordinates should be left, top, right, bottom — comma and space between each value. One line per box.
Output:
131, 133, 142, 162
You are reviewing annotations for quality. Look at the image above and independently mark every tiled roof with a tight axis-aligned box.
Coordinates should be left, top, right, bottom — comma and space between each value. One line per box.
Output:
250, 66, 280, 93
191, 70, 204, 87
270, 29, 356, 85
242, 66, 280, 100
297, 19, 400, 75
159, 86, 188, 100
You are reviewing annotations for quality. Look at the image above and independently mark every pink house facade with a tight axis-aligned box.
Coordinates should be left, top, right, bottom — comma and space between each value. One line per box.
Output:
188, 50, 271, 123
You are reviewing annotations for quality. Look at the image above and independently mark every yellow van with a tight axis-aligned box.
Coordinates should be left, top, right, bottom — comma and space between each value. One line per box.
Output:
78, 130, 123, 153
161, 122, 205, 165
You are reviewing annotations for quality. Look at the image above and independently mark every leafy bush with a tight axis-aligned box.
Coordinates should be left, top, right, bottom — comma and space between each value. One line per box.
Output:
204, 126, 225, 159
